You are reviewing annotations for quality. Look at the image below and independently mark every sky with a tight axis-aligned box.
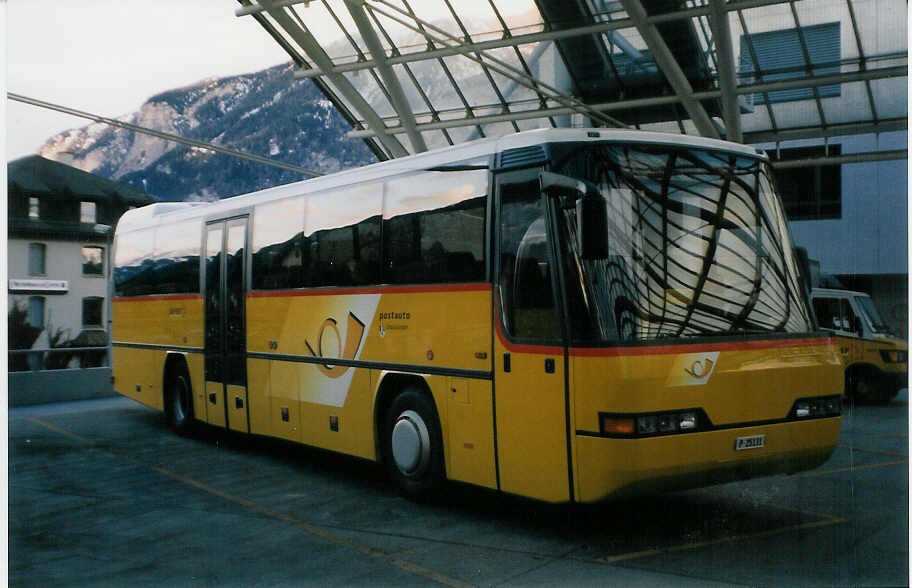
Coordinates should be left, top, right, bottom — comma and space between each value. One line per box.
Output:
4, 0, 298, 161
3, 0, 538, 163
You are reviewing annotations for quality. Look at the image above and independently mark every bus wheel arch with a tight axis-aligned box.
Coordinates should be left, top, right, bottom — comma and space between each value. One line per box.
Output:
375, 374, 445, 500
163, 353, 194, 434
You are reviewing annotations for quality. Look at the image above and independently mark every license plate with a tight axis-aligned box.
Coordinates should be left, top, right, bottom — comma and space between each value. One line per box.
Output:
734, 435, 766, 451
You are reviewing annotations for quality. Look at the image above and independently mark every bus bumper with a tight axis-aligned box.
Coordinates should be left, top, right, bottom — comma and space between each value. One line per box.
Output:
574, 417, 841, 503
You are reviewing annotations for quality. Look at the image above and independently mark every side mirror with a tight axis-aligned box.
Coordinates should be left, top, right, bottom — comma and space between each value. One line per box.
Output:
539, 171, 609, 260
540, 171, 587, 197
576, 191, 609, 260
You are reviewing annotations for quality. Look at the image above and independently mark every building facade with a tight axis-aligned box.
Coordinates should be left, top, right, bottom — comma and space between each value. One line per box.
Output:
7, 156, 154, 366
733, 2, 908, 335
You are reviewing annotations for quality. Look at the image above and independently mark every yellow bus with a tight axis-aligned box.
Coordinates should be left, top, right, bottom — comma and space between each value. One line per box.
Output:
111, 129, 842, 503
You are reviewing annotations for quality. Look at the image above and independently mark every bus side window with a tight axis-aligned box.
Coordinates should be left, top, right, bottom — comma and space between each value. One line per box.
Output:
304, 184, 382, 288
251, 198, 306, 290
499, 181, 559, 341
383, 170, 486, 285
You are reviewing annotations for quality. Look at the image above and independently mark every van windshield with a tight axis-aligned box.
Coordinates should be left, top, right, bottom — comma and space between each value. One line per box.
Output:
855, 296, 892, 334
551, 142, 814, 343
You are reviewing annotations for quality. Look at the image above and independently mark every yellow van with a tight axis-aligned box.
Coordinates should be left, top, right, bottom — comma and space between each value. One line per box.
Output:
811, 288, 908, 403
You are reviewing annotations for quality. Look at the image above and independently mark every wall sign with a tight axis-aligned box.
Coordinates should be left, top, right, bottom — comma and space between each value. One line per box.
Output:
8, 279, 69, 293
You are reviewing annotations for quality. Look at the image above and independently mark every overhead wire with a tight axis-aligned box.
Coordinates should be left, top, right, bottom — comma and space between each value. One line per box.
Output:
7, 92, 324, 177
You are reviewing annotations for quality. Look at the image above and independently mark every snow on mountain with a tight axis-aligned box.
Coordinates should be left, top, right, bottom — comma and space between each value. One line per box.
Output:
37, 63, 376, 202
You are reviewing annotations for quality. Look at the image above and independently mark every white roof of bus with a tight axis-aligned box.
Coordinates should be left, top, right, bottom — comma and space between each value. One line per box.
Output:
116, 128, 766, 234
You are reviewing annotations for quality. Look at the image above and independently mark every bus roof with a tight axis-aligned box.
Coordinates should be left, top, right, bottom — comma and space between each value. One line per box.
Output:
116, 128, 766, 234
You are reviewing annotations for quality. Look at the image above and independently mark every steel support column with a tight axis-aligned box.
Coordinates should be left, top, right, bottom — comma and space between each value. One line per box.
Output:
256, 0, 409, 158
709, 0, 742, 142
619, 0, 719, 138
344, 0, 427, 153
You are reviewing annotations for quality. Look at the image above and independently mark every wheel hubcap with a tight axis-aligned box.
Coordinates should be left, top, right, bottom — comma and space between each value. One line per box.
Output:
391, 410, 430, 476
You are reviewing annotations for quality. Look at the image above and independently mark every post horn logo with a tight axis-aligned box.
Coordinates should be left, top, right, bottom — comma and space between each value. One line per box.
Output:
684, 357, 715, 379
304, 312, 366, 379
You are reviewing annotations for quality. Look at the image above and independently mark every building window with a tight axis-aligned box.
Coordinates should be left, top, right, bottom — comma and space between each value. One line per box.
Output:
29, 197, 40, 220
81, 201, 97, 224
28, 296, 45, 328
28, 243, 46, 275
82, 297, 104, 327
740, 22, 840, 105
772, 145, 841, 220
82, 246, 104, 276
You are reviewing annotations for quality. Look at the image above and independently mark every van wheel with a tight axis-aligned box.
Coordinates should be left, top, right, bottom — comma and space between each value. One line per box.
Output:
166, 372, 194, 434
848, 370, 882, 405
383, 388, 444, 501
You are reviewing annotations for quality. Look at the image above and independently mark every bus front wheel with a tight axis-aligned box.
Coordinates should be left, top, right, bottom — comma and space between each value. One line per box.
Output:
165, 372, 194, 435
383, 388, 444, 501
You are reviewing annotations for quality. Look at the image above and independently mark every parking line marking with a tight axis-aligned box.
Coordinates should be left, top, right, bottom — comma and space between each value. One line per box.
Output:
793, 459, 908, 478
839, 444, 908, 458
594, 500, 848, 564
26, 417, 473, 588
860, 432, 907, 439
598, 517, 846, 564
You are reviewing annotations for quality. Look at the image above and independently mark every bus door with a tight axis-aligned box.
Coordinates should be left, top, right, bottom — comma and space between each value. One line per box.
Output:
204, 216, 250, 432
492, 170, 572, 503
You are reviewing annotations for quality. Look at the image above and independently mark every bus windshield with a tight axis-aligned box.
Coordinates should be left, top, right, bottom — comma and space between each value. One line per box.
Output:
551, 142, 814, 343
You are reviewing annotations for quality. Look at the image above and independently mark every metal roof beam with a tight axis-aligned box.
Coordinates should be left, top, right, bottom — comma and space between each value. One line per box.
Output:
345, 66, 907, 138
235, 0, 389, 161
618, 0, 719, 138
770, 149, 907, 169
365, 0, 625, 127
254, 0, 409, 158
744, 117, 907, 144
740, 65, 906, 95
344, 0, 427, 153
709, 0, 742, 142
291, 0, 794, 79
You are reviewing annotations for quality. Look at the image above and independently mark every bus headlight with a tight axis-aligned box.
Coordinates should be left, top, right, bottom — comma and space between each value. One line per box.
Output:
600, 409, 707, 437
678, 412, 698, 431
636, 415, 657, 434
791, 395, 841, 418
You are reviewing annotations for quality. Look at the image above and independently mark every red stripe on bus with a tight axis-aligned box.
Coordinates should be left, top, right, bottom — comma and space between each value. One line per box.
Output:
493, 306, 564, 355
247, 283, 492, 298
113, 294, 202, 303
492, 300, 832, 356
569, 337, 833, 358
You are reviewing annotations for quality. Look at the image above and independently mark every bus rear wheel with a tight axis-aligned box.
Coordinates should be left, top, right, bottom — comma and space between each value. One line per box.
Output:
166, 372, 194, 435
383, 388, 444, 501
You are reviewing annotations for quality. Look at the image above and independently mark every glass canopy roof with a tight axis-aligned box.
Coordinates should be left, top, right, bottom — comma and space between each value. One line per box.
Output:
235, 0, 907, 163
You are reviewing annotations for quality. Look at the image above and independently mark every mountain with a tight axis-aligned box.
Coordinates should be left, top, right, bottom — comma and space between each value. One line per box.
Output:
38, 63, 377, 202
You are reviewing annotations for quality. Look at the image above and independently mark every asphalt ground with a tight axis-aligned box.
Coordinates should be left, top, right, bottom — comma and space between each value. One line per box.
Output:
9, 391, 909, 587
